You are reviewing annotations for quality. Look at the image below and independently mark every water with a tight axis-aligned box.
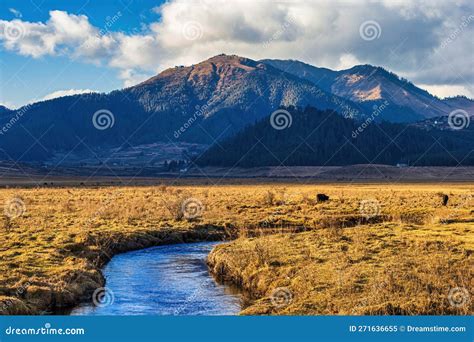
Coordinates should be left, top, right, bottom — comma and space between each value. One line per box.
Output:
70, 242, 242, 315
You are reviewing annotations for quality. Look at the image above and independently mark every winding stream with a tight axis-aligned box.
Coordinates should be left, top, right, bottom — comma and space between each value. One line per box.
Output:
70, 242, 242, 315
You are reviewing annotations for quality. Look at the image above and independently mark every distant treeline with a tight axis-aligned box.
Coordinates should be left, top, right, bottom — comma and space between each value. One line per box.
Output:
195, 106, 474, 167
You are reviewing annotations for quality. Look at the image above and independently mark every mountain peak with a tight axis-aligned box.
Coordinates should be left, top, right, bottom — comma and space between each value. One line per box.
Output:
0, 105, 12, 116
3, 53, 473, 165
139, 54, 264, 87
206, 53, 249, 62
343, 64, 379, 72
198, 54, 261, 70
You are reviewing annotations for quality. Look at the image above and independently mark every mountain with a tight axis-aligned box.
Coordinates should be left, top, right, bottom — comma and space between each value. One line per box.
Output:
259, 59, 338, 94
195, 106, 474, 167
443, 96, 474, 113
262, 59, 473, 121
0, 54, 471, 165
127, 54, 368, 138
0, 105, 11, 116
0, 54, 366, 162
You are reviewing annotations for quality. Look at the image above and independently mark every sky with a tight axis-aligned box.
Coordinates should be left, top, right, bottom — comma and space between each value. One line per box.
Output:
0, 0, 473, 108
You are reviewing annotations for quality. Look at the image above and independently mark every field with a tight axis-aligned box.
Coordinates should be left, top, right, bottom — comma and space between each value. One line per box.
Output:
0, 182, 472, 315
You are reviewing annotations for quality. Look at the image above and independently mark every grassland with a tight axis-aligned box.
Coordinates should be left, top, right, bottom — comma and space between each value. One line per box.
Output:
0, 182, 472, 315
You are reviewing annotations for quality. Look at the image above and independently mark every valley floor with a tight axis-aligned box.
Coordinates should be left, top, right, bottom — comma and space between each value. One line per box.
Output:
0, 183, 472, 315
1, 165, 474, 187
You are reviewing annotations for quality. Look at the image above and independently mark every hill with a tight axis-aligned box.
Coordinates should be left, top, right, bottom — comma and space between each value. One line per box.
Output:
195, 106, 474, 167
0, 55, 471, 165
0, 55, 364, 162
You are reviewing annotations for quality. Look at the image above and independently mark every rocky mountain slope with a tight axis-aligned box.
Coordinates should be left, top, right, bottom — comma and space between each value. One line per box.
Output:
262, 59, 473, 121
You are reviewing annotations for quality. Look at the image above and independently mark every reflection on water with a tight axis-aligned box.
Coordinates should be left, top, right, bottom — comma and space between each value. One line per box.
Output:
70, 242, 241, 315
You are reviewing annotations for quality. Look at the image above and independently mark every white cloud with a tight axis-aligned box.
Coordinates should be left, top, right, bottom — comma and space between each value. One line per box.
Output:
0, 1, 472, 95
0, 101, 16, 110
118, 69, 153, 88
336, 54, 362, 70
0, 10, 118, 60
42, 89, 96, 101
418, 84, 474, 99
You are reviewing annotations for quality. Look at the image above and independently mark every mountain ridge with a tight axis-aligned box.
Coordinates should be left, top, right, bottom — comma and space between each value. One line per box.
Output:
0, 54, 367, 161
261, 59, 472, 119
0, 54, 472, 165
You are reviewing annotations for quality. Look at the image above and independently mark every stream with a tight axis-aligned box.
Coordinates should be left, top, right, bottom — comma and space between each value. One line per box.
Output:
70, 242, 242, 315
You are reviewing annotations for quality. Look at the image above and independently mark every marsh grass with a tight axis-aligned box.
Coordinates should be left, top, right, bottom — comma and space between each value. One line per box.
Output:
209, 224, 473, 315
0, 183, 472, 315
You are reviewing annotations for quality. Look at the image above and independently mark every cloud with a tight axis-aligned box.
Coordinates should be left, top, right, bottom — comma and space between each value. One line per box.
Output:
0, 11, 101, 58
418, 84, 474, 99
336, 54, 362, 70
118, 69, 153, 88
0, 1, 472, 96
0, 101, 16, 110
42, 89, 96, 101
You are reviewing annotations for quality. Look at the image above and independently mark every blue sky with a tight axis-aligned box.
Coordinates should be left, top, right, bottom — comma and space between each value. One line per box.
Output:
0, 0, 165, 108
1, 0, 473, 108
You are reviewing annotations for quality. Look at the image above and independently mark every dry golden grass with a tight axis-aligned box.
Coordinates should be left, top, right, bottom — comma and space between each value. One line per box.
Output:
0, 182, 472, 315
209, 223, 473, 315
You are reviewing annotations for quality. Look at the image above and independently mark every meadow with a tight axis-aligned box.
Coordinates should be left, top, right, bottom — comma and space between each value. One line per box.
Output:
0, 182, 472, 315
